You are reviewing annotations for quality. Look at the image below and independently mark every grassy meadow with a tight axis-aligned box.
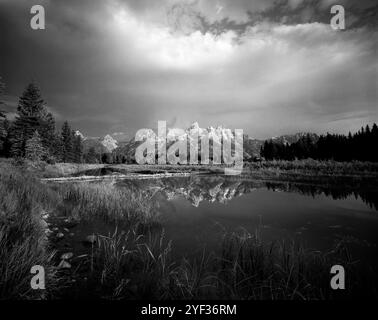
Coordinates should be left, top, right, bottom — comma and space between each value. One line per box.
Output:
1, 159, 377, 300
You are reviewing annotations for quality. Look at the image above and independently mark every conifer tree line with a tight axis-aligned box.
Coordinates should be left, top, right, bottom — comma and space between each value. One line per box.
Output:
0, 77, 83, 163
261, 126, 378, 162
2, 76, 378, 164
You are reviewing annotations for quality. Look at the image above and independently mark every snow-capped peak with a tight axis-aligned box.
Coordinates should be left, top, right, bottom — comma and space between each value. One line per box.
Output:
101, 134, 118, 152
189, 122, 200, 131
74, 130, 85, 140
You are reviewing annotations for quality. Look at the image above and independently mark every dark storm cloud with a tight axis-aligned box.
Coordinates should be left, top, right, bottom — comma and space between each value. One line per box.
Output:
0, 0, 377, 138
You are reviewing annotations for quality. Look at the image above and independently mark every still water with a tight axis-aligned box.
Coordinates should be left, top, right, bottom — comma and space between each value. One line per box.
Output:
50, 175, 378, 263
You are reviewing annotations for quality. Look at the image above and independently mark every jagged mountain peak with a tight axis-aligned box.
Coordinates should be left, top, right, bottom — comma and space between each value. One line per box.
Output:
101, 134, 118, 152
189, 122, 200, 130
271, 132, 319, 145
74, 130, 85, 140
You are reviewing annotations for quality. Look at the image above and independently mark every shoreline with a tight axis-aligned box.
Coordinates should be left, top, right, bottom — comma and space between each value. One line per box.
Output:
41, 171, 193, 182
36, 160, 378, 187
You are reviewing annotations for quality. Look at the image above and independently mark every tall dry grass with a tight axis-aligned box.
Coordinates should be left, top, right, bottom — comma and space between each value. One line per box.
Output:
54, 182, 157, 225
1, 160, 376, 300
0, 162, 59, 299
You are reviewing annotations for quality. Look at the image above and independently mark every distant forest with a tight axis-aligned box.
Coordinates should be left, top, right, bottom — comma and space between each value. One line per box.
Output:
261, 125, 378, 162
1, 77, 378, 164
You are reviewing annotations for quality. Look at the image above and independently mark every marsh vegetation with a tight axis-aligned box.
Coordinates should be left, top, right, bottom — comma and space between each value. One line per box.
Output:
1, 160, 377, 300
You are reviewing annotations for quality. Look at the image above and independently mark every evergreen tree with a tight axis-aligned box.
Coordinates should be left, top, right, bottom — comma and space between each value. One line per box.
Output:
0, 118, 12, 157
101, 153, 113, 164
10, 82, 54, 157
61, 121, 74, 162
86, 147, 98, 164
39, 111, 57, 156
50, 131, 64, 163
261, 123, 378, 163
25, 131, 45, 162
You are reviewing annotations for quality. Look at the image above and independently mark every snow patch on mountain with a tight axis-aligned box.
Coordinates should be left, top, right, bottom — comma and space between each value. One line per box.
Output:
101, 134, 118, 152
74, 130, 86, 140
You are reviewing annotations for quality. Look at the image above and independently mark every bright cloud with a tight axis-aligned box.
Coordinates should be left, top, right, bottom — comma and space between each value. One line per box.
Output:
0, 0, 376, 137
110, 9, 237, 70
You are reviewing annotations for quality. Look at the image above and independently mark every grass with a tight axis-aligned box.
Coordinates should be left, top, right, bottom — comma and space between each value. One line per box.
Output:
246, 159, 378, 175
0, 161, 159, 300
40, 162, 105, 179
37, 159, 378, 184
0, 162, 59, 299
1, 160, 377, 300
217, 230, 342, 300
53, 182, 157, 225
7, 156, 376, 187
244, 159, 378, 187
65, 227, 377, 300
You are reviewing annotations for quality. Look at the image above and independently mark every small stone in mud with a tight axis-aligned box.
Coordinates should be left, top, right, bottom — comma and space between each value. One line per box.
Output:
60, 252, 74, 260
56, 232, 64, 239
41, 210, 49, 219
63, 228, 70, 233
63, 218, 79, 229
58, 260, 71, 270
84, 235, 97, 244
53, 227, 59, 231
39, 219, 48, 229
45, 228, 53, 235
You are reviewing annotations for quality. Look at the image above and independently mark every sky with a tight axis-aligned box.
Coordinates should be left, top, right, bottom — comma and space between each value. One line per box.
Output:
0, 0, 377, 139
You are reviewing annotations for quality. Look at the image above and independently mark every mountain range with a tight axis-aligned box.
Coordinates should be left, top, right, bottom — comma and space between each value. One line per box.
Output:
76, 123, 319, 160
75, 131, 120, 154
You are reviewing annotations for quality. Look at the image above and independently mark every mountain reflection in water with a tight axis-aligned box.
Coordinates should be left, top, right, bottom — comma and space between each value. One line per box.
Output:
112, 175, 378, 211
51, 174, 378, 265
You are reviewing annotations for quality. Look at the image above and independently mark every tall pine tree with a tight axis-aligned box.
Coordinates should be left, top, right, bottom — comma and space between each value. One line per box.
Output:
61, 121, 75, 162
85, 147, 98, 164
10, 82, 55, 158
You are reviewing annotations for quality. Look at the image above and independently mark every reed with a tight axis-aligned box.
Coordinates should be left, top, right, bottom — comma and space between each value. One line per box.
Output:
0, 162, 59, 299
81, 227, 377, 300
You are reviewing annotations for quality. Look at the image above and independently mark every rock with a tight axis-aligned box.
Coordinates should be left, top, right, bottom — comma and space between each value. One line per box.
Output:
58, 260, 71, 270
45, 228, 53, 235
39, 219, 48, 229
63, 228, 70, 233
69, 233, 75, 237
53, 227, 59, 231
41, 210, 49, 219
64, 218, 79, 229
56, 232, 64, 239
84, 235, 97, 244
60, 252, 74, 260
